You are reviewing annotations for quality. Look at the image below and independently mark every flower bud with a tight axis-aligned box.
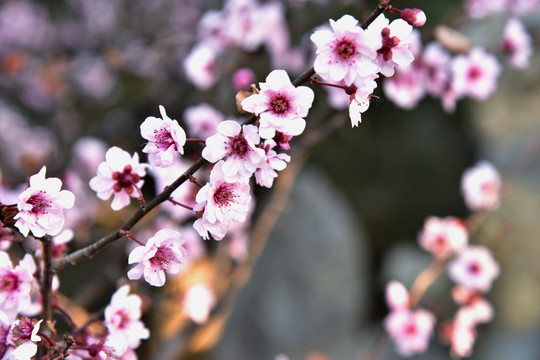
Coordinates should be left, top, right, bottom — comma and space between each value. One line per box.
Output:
400, 8, 426, 27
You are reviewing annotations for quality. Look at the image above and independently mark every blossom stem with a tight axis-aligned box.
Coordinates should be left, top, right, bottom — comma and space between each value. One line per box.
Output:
120, 230, 145, 246
185, 138, 206, 143
54, 304, 76, 328
168, 197, 194, 211
39, 236, 54, 325
309, 77, 347, 90
188, 173, 204, 188
130, 182, 146, 209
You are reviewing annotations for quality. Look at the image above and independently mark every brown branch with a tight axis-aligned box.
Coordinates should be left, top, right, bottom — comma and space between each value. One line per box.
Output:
39, 236, 54, 323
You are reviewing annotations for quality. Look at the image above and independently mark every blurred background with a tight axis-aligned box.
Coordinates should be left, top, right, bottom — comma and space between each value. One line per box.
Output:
0, 0, 539, 359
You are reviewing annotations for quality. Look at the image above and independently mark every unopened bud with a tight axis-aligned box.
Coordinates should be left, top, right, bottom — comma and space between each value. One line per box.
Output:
400, 8, 426, 27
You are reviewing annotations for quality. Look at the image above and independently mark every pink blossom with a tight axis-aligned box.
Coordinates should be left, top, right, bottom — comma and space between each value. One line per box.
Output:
348, 95, 371, 127
14, 166, 75, 238
418, 216, 468, 259
232, 68, 256, 90
502, 18, 532, 69
89, 147, 147, 211
384, 309, 436, 357
127, 229, 187, 287
367, 14, 415, 77
0, 253, 36, 316
140, 105, 187, 167
400, 8, 427, 27
461, 161, 501, 212
193, 161, 251, 240
255, 140, 291, 188
0, 311, 10, 359
202, 121, 265, 183
183, 43, 219, 90
71, 333, 129, 360
385, 280, 410, 311
441, 320, 476, 358
183, 103, 224, 140
448, 245, 500, 293
464, 0, 507, 18
241, 69, 314, 139
71, 137, 108, 175
420, 42, 451, 97
310, 15, 380, 85
7, 317, 42, 360
104, 285, 149, 349
451, 48, 501, 101
182, 283, 216, 324
383, 64, 426, 109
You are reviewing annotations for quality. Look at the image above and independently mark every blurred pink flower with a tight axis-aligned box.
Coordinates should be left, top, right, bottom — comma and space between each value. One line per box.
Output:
451, 48, 501, 101
104, 285, 149, 349
461, 161, 501, 212
183, 103, 224, 140
182, 283, 216, 324
448, 245, 500, 293
0, 253, 36, 316
418, 216, 468, 259
502, 18, 532, 69
384, 309, 436, 357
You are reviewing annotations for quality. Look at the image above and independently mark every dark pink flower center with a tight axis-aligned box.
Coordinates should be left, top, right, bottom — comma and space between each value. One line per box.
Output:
213, 183, 235, 206
404, 322, 417, 335
112, 165, 140, 194
467, 66, 482, 80
153, 128, 176, 151
378, 27, 400, 61
149, 246, 174, 271
334, 38, 356, 61
270, 94, 290, 115
468, 261, 482, 275
0, 271, 20, 292
27, 191, 50, 215
10, 317, 35, 345
230, 135, 249, 157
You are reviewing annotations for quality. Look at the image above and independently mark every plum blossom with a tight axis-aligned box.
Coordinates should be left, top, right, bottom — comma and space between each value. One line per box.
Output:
451, 48, 501, 101
241, 69, 314, 139
193, 161, 251, 240
461, 161, 501, 212
383, 64, 426, 110
418, 216, 468, 259
255, 140, 291, 188
183, 43, 219, 90
232, 68, 256, 90
0, 253, 36, 316
502, 18, 532, 69
127, 229, 187, 287
464, 0, 507, 18
140, 105, 186, 167
13, 166, 75, 238
182, 283, 216, 324
310, 15, 380, 85
421, 42, 451, 97
89, 147, 146, 211
202, 121, 265, 183
400, 8, 427, 27
104, 285, 149, 349
367, 14, 414, 77
383, 281, 436, 357
448, 245, 500, 293
70, 333, 129, 360
183, 103, 224, 140
6, 317, 42, 360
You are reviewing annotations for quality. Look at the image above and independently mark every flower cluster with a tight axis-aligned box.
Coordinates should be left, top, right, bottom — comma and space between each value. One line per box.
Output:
311, 12, 417, 126
385, 160, 502, 357
382, 10, 533, 112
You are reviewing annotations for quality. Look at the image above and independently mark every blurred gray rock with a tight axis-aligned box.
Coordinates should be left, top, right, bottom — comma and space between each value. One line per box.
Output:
210, 165, 370, 360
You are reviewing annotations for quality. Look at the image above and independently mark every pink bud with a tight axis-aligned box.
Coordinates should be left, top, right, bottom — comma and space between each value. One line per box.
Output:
232, 68, 256, 90
401, 8, 427, 27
